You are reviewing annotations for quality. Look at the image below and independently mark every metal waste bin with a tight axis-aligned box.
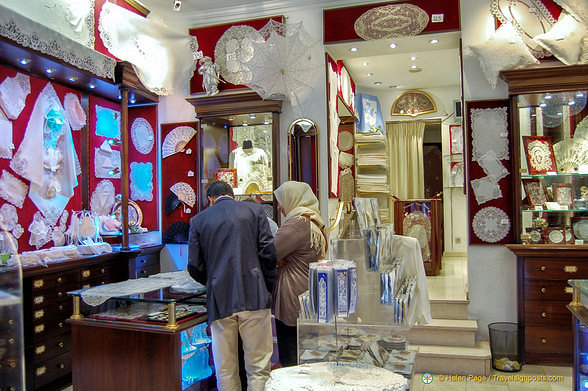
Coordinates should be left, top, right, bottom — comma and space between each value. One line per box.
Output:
488, 322, 523, 372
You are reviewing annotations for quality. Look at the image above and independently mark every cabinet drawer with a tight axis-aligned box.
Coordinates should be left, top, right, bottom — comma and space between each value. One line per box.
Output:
30, 283, 77, 310
133, 264, 160, 279
524, 300, 572, 326
525, 326, 572, 355
523, 258, 588, 279
30, 333, 71, 365
33, 351, 72, 389
28, 270, 80, 292
134, 253, 159, 268
80, 262, 123, 282
523, 279, 574, 301
31, 317, 70, 342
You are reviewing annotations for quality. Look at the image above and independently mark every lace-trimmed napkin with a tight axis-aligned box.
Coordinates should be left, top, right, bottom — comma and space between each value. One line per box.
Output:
471, 176, 503, 205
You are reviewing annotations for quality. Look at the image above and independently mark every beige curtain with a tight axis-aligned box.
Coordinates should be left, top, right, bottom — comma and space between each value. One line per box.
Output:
387, 121, 425, 199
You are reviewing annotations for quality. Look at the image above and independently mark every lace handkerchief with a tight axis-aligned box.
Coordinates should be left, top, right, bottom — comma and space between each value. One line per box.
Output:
0, 170, 28, 208
130, 162, 153, 202
64, 93, 86, 131
0, 115, 13, 159
471, 107, 509, 162
0, 73, 30, 119
95, 105, 121, 139
94, 148, 121, 179
471, 176, 503, 205
478, 150, 509, 180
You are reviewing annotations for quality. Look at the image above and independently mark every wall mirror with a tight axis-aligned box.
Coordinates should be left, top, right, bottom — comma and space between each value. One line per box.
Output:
288, 118, 319, 196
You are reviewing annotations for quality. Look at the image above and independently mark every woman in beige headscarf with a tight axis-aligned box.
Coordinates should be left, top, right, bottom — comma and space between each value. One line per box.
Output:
272, 181, 326, 367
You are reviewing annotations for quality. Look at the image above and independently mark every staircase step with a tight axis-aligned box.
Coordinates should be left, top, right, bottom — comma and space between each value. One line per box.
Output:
409, 319, 477, 347
429, 299, 469, 320
411, 341, 491, 376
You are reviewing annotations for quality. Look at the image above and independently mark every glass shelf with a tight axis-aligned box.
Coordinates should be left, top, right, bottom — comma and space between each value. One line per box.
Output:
522, 173, 588, 179
522, 209, 588, 213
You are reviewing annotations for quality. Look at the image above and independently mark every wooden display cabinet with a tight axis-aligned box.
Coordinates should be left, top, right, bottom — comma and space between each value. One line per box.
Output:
502, 64, 588, 365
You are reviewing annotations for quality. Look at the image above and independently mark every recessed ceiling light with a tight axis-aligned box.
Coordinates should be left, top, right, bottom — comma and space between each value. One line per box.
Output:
429, 38, 439, 44
263, 120, 270, 125
389, 42, 397, 48
350, 46, 358, 52
388, 85, 398, 88
249, 114, 256, 119
569, 100, 577, 106
362, 62, 369, 66
374, 81, 382, 86
67, 76, 77, 82
545, 94, 552, 99
130, 97, 136, 104
539, 103, 547, 107
45, 68, 55, 74
242, 122, 248, 126
409, 67, 422, 73
411, 65, 418, 69
410, 56, 417, 61
366, 72, 373, 76
228, 117, 234, 121
577, 92, 584, 97
88, 83, 96, 89
18, 58, 31, 65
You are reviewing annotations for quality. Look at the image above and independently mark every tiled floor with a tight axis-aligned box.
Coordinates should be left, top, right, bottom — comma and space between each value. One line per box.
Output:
426, 255, 468, 301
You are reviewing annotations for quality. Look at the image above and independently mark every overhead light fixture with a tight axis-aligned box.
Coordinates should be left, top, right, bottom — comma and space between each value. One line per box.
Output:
88, 83, 96, 89
18, 58, 31, 65
410, 56, 417, 61
349, 46, 358, 52
411, 65, 418, 69
67, 76, 77, 82
264, 120, 270, 125
242, 122, 248, 126
539, 103, 547, 107
45, 68, 56, 74
429, 38, 439, 44
362, 62, 369, 66
366, 72, 373, 76
389, 42, 397, 48
409, 66, 422, 73
108, 139, 121, 146
569, 100, 577, 106
374, 81, 382, 86
249, 114, 256, 119
545, 94, 552, 99
173, 0, 182, 12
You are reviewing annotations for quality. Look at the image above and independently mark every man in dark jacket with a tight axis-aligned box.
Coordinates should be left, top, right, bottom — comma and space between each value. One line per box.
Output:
188, 180, 277, 391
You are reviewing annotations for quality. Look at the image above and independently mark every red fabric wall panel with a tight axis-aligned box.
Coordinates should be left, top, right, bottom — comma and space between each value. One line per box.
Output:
188, 16, 283, 94
0, 66, 83, 252
323, 0, 460, 44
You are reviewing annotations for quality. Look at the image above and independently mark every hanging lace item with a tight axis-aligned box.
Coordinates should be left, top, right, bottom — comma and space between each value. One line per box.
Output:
339, 167, 355, 203
51, 210, 69, 247
471, 107, 509, 162
0, 73, 30, 120
0, 115, 13, 159
471, 176, 503, 205
0, 203, 18, 231
130, 162, 153, 202
472, 206, 510, 243
11, 83, 79, 226
130, 117, 154, 155
402, 211, 431, 263
95, 105, 120, 139
0, 170, 28, 208
0, 231, 17, 254
478, 150, 509, 181
94, 147, 121, 179
98, 1, 201, 96
90, 180, 115, 216
28, 212, 51, 249
354, 3, 429, 40
64, 93, 86, 130
214, 25, 263, 85
12, 223, 23, 239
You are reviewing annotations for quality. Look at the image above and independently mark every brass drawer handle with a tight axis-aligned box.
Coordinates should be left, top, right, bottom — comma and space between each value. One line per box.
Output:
58, 342, 64, 348
101, 268, 105, 274
57, 277, 63, 283
566, 287, 574, 294
58, 322, 64, 328
565, 265, 578, 273
57, 292, 63, 298
541, 288, 546, 293
34, 295, 44, 305
35, 345, 46, 355
541, 312, 547, 318
140, 259, 146, 264
540, 266, 546, 271
8, 338, 14, 344
58, 305, 63, 311
34, 324, 45, 334
82, 270, 90, 278
8, 319, 14, 325
35, 366, 46, 377
541, 338, 547, 343
58, 363, 65, 369
33, 279, 44, 288
34, 310, 44, 320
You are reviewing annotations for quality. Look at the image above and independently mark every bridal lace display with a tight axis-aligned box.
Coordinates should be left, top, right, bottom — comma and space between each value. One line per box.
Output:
0, 72, 30, 120
28, 211, 51, 249
0, 170, 28, 208
98, 1, 201, 95
130, 162, 153, 202
0, 203, 18, 231
11, 83, 79, 226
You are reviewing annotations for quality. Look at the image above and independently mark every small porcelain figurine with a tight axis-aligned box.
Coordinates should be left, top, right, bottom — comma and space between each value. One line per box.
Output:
198, 56, 221, 96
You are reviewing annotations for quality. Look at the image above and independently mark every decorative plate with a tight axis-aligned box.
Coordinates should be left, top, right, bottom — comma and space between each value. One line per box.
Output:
472, 206, 510, 243
214, 25, 264, 85
547, 228, 564, 244
573, 220, 588, 240
338, 131, 354, 151
130, 117, 154, 154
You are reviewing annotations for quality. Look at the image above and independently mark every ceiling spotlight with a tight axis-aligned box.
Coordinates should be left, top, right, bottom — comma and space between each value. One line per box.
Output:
545, 94, 552, 99
410, 56, 417, 61
18, 58, 31, 65
108, 167, 120, 176
366, 72, 374, 76
362, 62, 369, 66
429, 38, 439, 44
88, 83, 96, 89
242, 122, 248, 126
249, 114, 256, 119
389, 42, 397, 48
409, 66, 422, 73
569, 100, 577, 106
374, 81, 382, 86
173, 0, 182, 12
539, 103, 547, 107
67, 76, 77, 82
108, 139, 121, 146
45, 68, 56, 74
411, 65, 418, 69
350, 46, 358, 52
263, 120, 270, 125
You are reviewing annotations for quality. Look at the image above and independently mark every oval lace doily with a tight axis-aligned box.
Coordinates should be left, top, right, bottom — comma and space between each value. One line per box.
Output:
354, 4, 429, 40
472, 206, 510, 243
130, 117, 154, 154
338, 131, 354, 151
214, 25, 264, 85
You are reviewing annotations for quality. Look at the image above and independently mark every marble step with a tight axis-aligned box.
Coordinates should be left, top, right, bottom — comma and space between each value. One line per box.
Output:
429, 298, 469, 320
409, 319, 477, 347
411, 341, 491, 376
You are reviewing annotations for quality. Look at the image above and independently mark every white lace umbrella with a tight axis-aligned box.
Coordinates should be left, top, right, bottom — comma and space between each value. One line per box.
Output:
242, 21, 321, 106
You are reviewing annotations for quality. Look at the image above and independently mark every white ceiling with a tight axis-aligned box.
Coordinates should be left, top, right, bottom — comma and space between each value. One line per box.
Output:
137, 0, 462, 91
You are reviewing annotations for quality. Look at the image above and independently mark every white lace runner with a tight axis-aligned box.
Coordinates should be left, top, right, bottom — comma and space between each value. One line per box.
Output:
80, 278, 177, 307
471, 107, 509, 162
0, 73, 30, 120
472, 206, 510, 243
478, 150, 509, 180
0, 170, 28, 208
130, 117, 154, 155
90, 180, 115, 216
471, 176, 503, 205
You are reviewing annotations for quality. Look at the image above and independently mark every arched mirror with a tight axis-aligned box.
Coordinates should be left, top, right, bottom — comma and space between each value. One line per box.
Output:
288, 118, 319, 196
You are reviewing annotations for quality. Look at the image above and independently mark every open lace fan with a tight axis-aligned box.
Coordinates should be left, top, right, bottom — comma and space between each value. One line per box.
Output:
162, 126, 196, 158
170, 182, 196, 208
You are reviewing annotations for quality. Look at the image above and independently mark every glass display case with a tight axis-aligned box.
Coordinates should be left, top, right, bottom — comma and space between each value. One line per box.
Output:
567, 279, 588, 390
66, 274, 211, 391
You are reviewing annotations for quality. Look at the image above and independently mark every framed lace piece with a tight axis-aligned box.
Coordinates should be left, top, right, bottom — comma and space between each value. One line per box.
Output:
215, 168, 237, 188
354, 4, 429, 40
130, 162, 153, 202
90, 180, 115, 216
130, 117, 154, 155
95, 105, 120, 139
471, 107, 509, 162
478, 151, 509, 181
0, 115, 13, 159
214, 25, 263, 85
471, 176, 503, 205
94, 148, 121, 179
450, 162, 464, 187
552, 183, 573, 208
0, 73, 30, 120
522, 136, 557, 174
64, 93, 86, 131
449, 125, 463, 155
472, 206, 510, 243
522, 178, 547, 208
0, 170, 28, 208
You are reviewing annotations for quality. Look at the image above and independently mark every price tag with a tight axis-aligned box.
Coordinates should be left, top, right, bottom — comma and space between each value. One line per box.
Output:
534, 206, 544, 211
500, 219, 509, 225
500, 132, 508, 138
575, 239, 584, 245
560, 205, 569, 210
547, 171, 557, 175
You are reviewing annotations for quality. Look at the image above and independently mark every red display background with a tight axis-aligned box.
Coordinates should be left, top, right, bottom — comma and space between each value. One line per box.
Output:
323, 0, 460, 44
160, 122, 198, 238
465, 99, 514, 245
0, 66, 83, 252
188, 16, 283, 95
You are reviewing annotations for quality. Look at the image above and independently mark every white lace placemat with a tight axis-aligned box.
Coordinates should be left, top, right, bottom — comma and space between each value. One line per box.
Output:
471, 176, 503, 204
471, 107, 509, 162
478, 150, 509, 180
80, 278, 175, 306
472, 206, 510, 243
